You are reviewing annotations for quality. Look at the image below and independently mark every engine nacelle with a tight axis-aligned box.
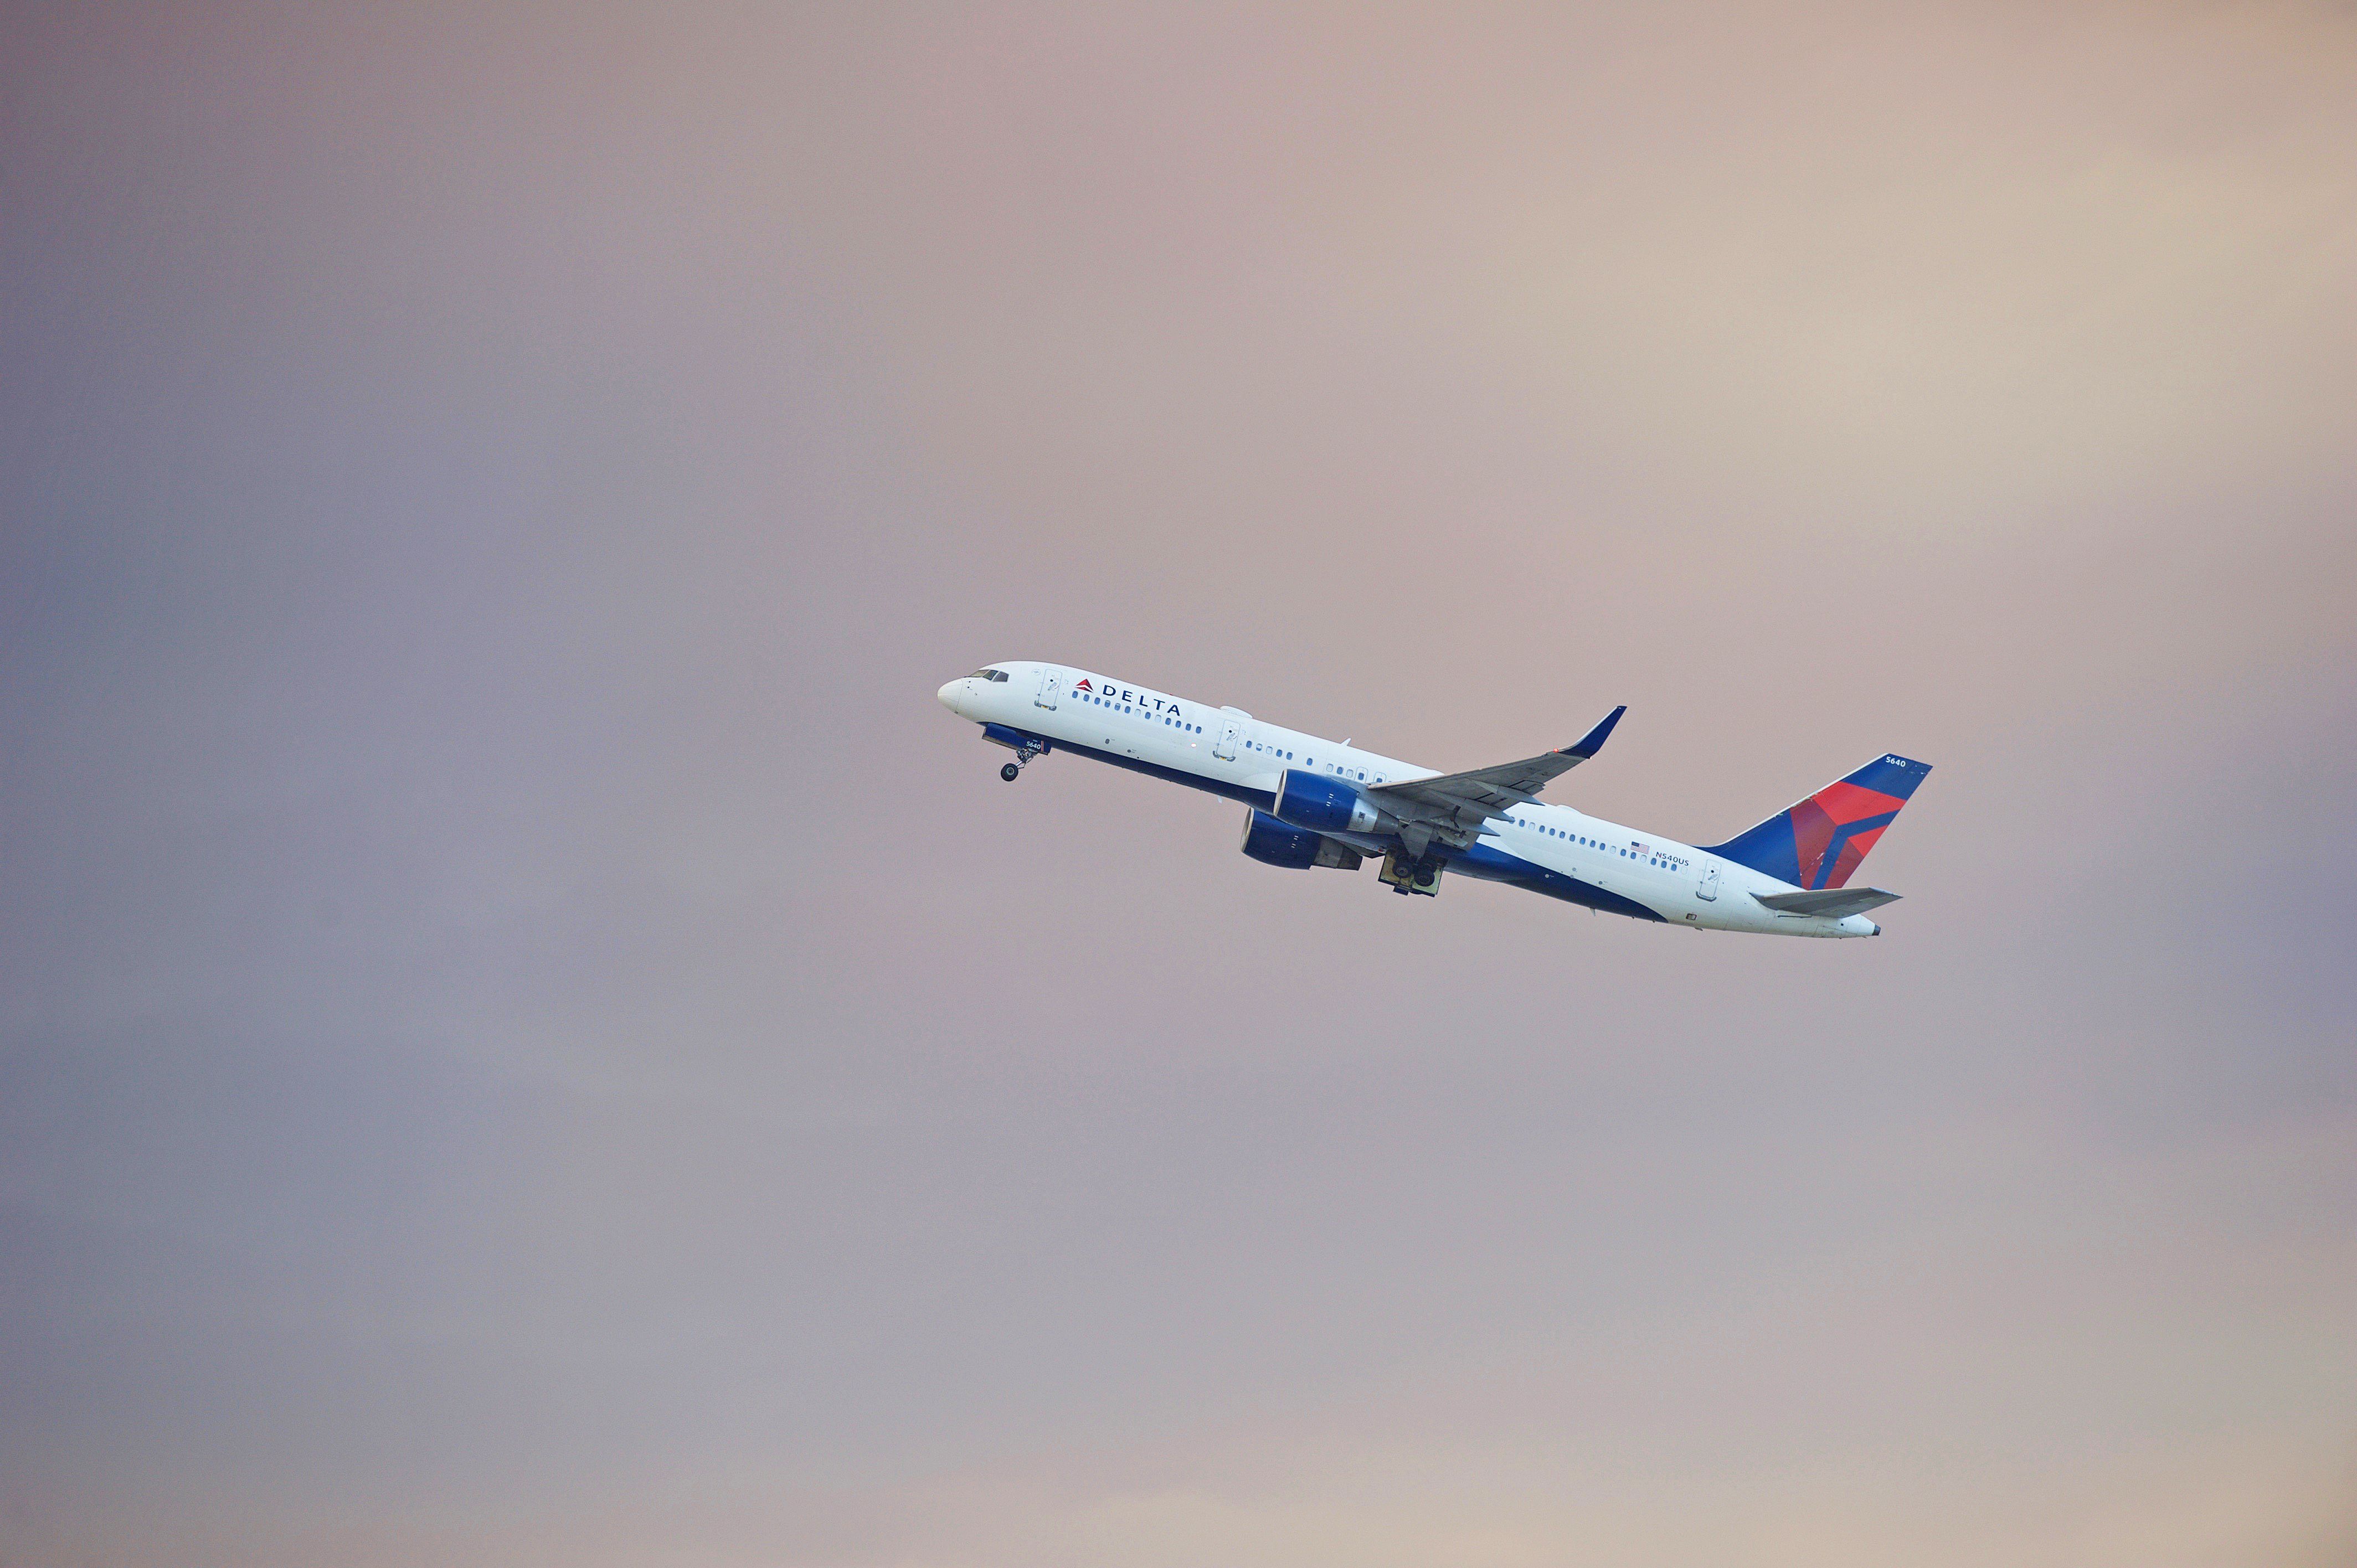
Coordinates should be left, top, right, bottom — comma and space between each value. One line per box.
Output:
1239, 809, 1362, 870
1272, 768, 1380, 834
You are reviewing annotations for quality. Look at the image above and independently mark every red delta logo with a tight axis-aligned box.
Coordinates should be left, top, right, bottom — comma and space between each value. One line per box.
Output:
1790, 780, 1906, 889
1075, 678, 1093, 692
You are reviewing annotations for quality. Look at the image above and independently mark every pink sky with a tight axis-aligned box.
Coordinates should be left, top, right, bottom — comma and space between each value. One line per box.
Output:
2, 4, 2353, 1564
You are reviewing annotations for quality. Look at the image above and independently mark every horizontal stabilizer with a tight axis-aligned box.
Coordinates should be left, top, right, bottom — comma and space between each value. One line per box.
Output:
1752, 886, 1901, 919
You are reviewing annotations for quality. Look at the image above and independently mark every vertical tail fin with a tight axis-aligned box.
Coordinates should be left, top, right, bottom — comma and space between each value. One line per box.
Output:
1700, 755, 1932, 889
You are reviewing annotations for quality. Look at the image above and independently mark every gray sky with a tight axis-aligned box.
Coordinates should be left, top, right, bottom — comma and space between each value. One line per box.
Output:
3, 4, 2354, 1564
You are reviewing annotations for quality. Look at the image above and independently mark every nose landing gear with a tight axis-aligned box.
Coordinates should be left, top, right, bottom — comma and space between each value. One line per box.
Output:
986, 729, 1050, 782
1000, 739, 1046, 782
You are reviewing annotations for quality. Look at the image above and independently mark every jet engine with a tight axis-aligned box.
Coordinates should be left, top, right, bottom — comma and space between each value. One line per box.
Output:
1239, 809, 1362, 870
1271, 768, 1380, 834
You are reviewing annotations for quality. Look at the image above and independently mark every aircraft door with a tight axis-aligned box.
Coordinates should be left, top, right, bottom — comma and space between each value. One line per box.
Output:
1213, 715, 1242, 760
1696, 864, 1720, 902
1034, 666, 1060, 710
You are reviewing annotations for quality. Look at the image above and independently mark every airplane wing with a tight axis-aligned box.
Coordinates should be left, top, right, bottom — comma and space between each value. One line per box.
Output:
1751, 887, 1901, 919
1367, 705, 1624, 845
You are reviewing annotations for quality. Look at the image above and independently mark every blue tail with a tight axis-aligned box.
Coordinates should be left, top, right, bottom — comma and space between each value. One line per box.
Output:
1700, 754, 1932, 889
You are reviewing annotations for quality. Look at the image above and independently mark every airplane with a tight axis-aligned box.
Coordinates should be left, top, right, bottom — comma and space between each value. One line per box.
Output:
936, 661, 1930, 937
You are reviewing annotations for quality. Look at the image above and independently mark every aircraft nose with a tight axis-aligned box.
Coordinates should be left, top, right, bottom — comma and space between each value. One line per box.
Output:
937, 678, 969, 715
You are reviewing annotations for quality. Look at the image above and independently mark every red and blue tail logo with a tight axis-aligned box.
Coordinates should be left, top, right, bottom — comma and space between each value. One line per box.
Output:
1700, 754, 1931, 889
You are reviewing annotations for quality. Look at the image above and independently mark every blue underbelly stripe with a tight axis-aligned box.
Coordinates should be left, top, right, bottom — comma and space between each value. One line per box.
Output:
981, 724, 1668, 922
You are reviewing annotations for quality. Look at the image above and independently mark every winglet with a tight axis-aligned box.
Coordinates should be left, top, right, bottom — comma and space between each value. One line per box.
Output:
1562, 704, 1626, 761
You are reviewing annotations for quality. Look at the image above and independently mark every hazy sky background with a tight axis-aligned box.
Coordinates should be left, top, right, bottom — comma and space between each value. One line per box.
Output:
3, 4, 2354, 1564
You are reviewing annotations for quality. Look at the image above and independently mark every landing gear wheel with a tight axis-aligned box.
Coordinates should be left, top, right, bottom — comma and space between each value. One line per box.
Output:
1001, 762, 1021, 782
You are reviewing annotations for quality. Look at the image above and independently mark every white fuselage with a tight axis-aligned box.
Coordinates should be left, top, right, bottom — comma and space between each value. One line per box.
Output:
939, 661, 1882, 937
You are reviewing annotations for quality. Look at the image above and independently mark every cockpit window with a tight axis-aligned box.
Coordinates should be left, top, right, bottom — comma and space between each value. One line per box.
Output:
966, 668, 1010, 682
